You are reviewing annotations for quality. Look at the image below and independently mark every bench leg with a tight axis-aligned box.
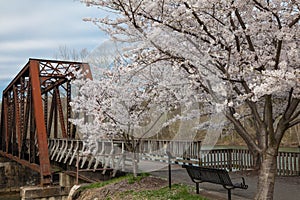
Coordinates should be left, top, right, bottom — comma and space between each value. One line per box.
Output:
196, 183, 199, 194
227, 189, 231, 200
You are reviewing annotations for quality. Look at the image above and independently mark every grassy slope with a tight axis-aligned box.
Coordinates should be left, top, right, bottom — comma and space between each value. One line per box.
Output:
77, 173, 208, 200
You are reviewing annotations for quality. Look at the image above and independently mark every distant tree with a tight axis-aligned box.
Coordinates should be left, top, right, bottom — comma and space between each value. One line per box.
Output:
80, 1, 300, 199
85, 40, 130, 79
54, 45, 89, 62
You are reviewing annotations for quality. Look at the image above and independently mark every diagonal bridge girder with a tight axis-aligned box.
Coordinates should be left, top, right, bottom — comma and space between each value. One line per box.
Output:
0, 58, 91, 185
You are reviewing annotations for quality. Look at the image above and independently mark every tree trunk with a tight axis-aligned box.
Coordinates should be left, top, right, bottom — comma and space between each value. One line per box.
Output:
252, 150, 262, 170
132, 152, 138, 177
255, 147, 278, 200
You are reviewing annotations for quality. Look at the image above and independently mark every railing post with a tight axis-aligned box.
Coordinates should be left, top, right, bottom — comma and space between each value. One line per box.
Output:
298, 146, 300, 176
166, 151, 172, 189
76, 150, 79, 185
228, 149, 232, 171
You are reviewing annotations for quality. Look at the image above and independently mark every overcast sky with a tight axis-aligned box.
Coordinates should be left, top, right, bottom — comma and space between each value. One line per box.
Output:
0, 0, 109, 97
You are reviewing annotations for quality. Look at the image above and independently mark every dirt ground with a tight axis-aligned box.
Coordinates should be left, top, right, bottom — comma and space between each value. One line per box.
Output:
74, 176, 168, 200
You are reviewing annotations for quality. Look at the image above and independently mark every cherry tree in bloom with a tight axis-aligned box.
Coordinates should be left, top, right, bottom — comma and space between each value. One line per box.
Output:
78, 0, 300, 199
70, 55, 205, 175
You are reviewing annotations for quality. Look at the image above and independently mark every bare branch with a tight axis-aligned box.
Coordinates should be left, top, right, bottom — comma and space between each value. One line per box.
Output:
285, 98, 300, 119
252, 0, 282, 29
288, 14, 300, 28
202, 11, 226, 26
226, 111, 261, 153
275, 97, 300, 142
288, 118, 300, 129
274, 40, 282, 70
183, 2, 229, 51
137, 12, 199, 38
229, 14, 241, 52
234, 9, 256, 52
289, 109, 300, 123
264, 95, 275, 145
285, 88, 295, 117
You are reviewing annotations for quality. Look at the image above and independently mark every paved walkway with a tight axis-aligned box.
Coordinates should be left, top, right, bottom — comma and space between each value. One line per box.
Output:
149, 164, 300, 200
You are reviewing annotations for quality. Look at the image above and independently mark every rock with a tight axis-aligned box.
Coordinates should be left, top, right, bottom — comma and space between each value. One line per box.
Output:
67, 184, 81, 200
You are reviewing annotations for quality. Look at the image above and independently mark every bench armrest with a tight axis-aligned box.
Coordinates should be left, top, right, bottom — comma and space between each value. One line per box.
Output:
241, 177, 248, 189
235, 177, 248, 189
232, 177, 248, 189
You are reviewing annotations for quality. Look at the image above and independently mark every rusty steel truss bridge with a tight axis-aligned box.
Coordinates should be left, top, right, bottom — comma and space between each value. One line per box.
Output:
0, 59, 91, 185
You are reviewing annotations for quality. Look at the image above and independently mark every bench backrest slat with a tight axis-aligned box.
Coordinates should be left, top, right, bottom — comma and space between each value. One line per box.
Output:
183, 165, 233, 186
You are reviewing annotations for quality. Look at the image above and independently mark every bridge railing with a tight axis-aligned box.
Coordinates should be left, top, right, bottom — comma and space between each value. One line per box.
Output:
277, 151, 300, 176
48, 139, 299, 176
47, 138, 202, 168
135, 139, 201, 159
198, 148, 253, 171
197, 148, 300, 176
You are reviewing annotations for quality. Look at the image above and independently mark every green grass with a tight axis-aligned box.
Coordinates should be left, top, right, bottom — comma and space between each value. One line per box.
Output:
79, 172, 150, 191
118, 184, 208, 200
127, 172, 149, 184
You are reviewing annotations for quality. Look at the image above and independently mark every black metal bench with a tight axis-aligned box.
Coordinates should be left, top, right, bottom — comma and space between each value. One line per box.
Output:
183, 165, 248, 200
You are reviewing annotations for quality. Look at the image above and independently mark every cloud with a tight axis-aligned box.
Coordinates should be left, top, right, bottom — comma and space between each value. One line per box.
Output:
0, 0, 111, 98
0, 37, 104, 52
0, 0, 107, 47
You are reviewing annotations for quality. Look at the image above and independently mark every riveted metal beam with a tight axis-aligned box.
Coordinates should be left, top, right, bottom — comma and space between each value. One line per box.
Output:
29, 60, 52, 185
13, 85, 21, 158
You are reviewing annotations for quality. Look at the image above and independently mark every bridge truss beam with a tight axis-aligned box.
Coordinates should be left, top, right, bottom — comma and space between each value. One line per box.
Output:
0, 58, 91, 185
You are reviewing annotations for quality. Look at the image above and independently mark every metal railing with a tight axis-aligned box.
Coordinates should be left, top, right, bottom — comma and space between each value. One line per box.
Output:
277, 151, 300, 176
197, 148, 299, 176
48, 139, 299, 176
